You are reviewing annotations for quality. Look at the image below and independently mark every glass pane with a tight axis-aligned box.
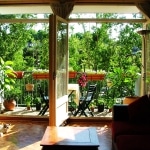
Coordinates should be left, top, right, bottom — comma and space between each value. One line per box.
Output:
146, 33, 150, 93
56, 21, 68, 99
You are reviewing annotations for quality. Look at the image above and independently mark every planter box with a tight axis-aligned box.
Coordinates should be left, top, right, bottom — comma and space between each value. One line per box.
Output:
87, 74, 105, 81
69, 71, 77, 79
32, 72, 105, 80
32, 73, 49, 79
32, 72, 77, 79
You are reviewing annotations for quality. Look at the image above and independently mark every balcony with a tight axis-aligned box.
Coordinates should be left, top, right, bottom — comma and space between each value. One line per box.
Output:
0, 71, 113, 119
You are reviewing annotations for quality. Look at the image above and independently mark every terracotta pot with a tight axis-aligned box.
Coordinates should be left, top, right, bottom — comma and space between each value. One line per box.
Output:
27, 106, 31, 110
90, 107, 95, 112
32, 73, 49, 79
25, 84, 34, 91
123, 96, 140, 104
69, 71, 77, 79
87, 74, 105, 81
3, 99, 16, 111
15, 71, 24, 79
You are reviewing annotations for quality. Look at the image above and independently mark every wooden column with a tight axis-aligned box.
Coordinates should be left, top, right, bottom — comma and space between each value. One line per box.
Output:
50, 1, 74, 19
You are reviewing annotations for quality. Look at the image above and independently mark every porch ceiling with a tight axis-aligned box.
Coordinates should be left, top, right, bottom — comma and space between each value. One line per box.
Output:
0, 5, 140, 14
0, 0, 149, 22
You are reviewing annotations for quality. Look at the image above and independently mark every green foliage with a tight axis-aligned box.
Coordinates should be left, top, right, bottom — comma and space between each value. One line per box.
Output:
24, 95, 33, 107
97, 98, 105, 105
0, 57, 16, 97
4, 87, 21, 101
0, 13, 143, 107
69, 15, 142, 101
0, 15, 49, 72
33, 97, 41, 104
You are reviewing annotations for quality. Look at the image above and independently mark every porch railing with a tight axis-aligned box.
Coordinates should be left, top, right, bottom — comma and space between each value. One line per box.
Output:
12, 71, 48, 106
8, 71, 106, 107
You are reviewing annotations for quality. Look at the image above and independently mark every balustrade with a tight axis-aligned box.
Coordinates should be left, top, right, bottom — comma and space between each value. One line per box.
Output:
10, 71, 105, 106
11, 71, 48, 106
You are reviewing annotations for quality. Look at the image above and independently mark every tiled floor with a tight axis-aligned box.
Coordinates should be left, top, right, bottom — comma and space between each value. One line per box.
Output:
0, 106, 112, 150
0, 120, 112, 150
0, 106, 112, 118
0, 107, 49, 116
0, 121, 48, 150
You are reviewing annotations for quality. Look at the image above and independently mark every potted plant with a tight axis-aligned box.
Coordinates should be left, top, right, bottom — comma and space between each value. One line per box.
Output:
14, 71, 24, 79
34, 97, 42, 111
89, 101, 96, 112
24, 73, 34, 91
97, 98, 105, 112
24, 95, 33, 110
0, 57, 16, 108
107, 99, 115, 112
69, 68, 77, 79
3, 90, 16, 111
12, 50, 26, 79
3, 87, 21, 111
3, 91, 16, 111
86, 69, 106, 81
32, 69, 49, 79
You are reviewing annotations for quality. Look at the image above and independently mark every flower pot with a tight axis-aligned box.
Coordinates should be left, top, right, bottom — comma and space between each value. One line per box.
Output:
15, 71, 24, 79
3, 99, 16, 111
36, 103, 41, 111
86, 74, 105, 81
97, 104, 104, 112
25, 84, 34, 91
27, 106, 31, 110
69, 71, 77, 79
90, 107, 95, 112
32, 73, 49, 79
123, 96, 140, 104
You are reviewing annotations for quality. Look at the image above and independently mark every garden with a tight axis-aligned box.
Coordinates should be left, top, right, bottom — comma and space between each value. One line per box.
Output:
0, 13, 143, 114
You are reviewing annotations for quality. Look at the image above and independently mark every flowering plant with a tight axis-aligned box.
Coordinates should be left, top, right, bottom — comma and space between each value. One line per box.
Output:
77, 72, 87, 87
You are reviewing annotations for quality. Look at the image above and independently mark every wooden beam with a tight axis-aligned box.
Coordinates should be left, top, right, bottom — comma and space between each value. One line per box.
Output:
68, 18, 146, 23
0, 19, 49, 23
0, 18, 146, 23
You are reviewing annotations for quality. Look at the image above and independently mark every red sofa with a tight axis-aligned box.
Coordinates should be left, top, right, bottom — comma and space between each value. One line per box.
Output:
112, 95, 150, 150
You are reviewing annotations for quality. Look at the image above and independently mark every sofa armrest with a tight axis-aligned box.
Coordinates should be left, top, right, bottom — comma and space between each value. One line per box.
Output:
113, 104, 129, 121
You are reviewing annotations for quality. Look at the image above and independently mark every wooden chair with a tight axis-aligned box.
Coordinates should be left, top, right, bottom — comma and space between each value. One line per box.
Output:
38, 85, 49, 116
73, 84, 97, 117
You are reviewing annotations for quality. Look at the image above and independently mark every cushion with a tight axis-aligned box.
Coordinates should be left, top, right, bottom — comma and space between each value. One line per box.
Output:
112, 121, 150, 142
116, 135, 150, 150
128, 95, 150, 123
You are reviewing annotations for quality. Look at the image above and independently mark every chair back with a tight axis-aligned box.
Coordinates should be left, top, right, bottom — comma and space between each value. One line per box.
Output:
37, 85, 49, 102
83, 84, 97, 101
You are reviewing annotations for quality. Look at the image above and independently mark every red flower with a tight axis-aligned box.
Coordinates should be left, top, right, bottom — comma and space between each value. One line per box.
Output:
77, 72, 87, 87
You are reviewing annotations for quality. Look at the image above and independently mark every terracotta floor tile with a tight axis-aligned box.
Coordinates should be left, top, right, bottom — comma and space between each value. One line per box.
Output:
0, 121, 112, 150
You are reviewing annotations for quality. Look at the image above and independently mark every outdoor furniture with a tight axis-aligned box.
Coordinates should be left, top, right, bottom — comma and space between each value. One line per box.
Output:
68, 90, 76, 115
68, 84, 80, 105
73, 84, 97, 117
38, 85, 49, 116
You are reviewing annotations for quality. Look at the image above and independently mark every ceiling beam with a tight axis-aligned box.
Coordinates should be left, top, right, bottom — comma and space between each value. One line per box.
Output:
0, 18, 146, 23
69, 18, 146, 23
